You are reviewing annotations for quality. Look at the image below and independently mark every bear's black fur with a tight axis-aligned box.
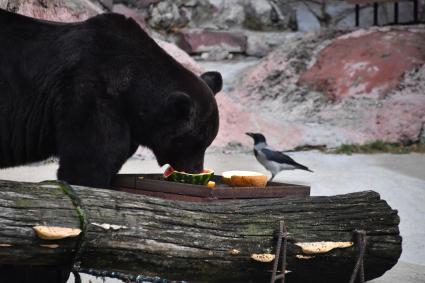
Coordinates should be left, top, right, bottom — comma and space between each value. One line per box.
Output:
0, 9, 222, 189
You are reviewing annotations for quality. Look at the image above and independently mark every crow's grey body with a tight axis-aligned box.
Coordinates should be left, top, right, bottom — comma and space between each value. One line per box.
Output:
247, 133, 312, 181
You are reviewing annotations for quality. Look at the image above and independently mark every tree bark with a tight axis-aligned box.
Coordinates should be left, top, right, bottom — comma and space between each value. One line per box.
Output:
0, 180, 401, 283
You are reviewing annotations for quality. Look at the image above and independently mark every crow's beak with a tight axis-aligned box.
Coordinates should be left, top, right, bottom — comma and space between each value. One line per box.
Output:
246, 132, 254, 138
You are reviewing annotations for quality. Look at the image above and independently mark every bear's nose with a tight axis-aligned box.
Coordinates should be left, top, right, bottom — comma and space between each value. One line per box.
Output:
173, 160, 203, 174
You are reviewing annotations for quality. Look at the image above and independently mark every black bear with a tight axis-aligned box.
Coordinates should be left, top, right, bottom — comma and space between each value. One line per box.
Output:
0, 8, 222, 283
0, 9, 222, 189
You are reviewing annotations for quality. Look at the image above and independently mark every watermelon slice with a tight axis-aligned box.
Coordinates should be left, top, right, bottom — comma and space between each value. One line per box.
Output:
163, 166, 214, 185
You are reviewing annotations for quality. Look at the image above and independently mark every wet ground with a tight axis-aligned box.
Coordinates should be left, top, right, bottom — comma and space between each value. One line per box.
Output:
0, 152, 424, 282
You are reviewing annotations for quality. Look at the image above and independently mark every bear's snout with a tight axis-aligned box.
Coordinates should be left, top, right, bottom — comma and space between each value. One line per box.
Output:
172, 160, 204, 174
167, 153, 205, 174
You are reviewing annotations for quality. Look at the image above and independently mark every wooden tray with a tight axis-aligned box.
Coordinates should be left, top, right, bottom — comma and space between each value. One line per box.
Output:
111, 174, 310, 202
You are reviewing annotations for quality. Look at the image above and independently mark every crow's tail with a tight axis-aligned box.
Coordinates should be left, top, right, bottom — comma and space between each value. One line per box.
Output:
296, 163, 313, 173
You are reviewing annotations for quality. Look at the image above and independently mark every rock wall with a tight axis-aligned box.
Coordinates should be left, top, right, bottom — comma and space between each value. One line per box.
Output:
7, 0, 421, 59
138, 0, 297, 32
114, 0, 425, 32
107, 0, 425, 59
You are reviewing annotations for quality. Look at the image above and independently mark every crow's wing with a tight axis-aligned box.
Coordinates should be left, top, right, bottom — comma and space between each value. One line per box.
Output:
261, 148, 313, 172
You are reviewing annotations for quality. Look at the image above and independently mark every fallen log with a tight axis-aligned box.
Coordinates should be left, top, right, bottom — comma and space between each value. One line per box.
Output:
0, 180, 401, 283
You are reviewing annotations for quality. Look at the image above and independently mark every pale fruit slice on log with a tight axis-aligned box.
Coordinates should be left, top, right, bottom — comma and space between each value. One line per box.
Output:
33, 226, 81, 240
250, 253, 275, 262
295, 241, 354, 254
222, 171, 268, 187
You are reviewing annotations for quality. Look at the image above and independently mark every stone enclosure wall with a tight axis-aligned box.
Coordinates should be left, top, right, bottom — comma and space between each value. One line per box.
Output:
105, 0, 425, 59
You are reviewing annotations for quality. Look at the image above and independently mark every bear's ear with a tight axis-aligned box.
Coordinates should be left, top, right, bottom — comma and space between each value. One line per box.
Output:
201, 71, 223, 95
164, 91, 193, 122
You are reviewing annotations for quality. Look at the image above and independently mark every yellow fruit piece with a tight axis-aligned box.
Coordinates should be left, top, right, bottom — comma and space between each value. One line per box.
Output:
207, 181, 216, 188
222, 171, 268, 187
250, 253, 275, 262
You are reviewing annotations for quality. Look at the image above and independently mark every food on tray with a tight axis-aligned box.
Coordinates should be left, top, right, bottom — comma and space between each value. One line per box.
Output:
207, 181, 216, 188
222, 171, 268, 187
163, 166, 214, 185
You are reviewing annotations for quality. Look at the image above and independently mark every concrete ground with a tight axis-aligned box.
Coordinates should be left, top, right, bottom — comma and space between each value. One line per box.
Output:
0, 152, 424, 282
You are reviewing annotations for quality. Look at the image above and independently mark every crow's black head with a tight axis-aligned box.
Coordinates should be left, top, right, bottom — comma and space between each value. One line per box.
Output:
246, 132, 267, 145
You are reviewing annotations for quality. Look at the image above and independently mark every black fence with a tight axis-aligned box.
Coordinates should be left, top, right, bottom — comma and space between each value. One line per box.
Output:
353, 0, 422, 26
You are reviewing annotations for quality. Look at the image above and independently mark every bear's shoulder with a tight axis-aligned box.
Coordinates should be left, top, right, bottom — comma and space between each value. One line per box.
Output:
85, 13, 146, 37
0, 8, 53, 27
0, 9, 145, 38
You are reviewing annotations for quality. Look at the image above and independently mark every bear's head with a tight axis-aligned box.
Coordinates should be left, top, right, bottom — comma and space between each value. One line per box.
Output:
151, 71, 222, 173
125, 69, 222, 174
91, 14, 222, 174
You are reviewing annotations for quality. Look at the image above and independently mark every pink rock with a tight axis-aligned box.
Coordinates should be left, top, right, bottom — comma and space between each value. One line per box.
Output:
227, 27, 425, 149
298, 29, 425, 101
175, 29, 247, 54
211, 94, 291, 148
369, 93, 425, 143
9, 0, 101, 22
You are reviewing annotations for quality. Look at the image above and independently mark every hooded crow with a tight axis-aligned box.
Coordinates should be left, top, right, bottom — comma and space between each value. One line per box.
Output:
246, 132, 313, 181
